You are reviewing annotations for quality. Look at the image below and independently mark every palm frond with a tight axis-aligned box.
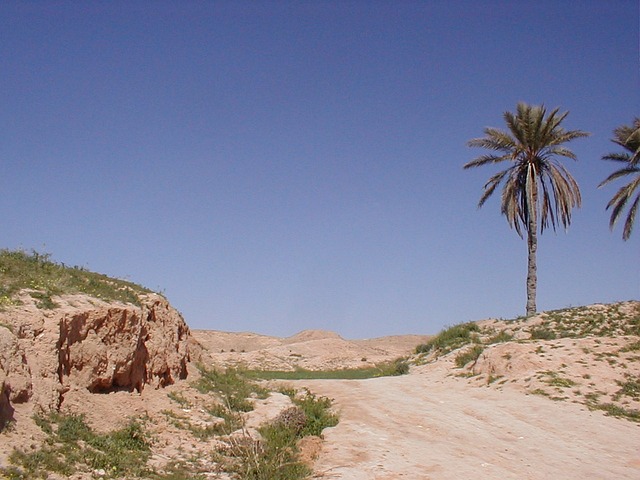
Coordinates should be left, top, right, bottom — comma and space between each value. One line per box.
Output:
606, 175, 640, 224
602, 152, 633, 163
467, 128, 515, 152
464, 153, 510, 169
601, 118, 640, 239
546, 146, 578, 160
622, 194, 639, 240
598, 166, 639, 188
478, 170, 509, 207
505, 109, 527, 148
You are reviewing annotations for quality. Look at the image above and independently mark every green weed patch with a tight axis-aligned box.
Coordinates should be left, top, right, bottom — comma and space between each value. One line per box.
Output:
0, 249, 153, 309
1, 413, 151, 479
415, 322, 480, 355
249, 358, 409, 381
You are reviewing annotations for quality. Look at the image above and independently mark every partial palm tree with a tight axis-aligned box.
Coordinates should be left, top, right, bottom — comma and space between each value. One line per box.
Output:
464, 102, 589, 316
599, 118, 640, 240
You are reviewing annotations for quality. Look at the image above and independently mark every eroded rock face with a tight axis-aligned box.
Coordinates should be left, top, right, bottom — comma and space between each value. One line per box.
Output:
0, 293, 191, 418
0, 325, 32, 429
0, 326, 32, 403
58, 294, 190, 394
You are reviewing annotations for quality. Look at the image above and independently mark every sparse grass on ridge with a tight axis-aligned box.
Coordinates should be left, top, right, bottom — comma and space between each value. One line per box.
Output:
0, 249, 154, 309
414, 302, 640, 424
415, 302, 640, 362
534, 302, 640, 338
415, 322, 480, 356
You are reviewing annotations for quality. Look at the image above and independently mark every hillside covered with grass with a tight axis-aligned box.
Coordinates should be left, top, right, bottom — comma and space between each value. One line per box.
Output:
0, 249, 154, 309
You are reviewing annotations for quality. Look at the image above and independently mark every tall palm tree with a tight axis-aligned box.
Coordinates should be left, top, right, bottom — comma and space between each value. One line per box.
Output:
464, 102, 589, 316
599, 118, 640, 240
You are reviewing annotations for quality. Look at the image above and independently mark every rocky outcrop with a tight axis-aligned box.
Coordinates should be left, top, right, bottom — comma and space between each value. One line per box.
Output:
0, 293, 191, 421
0, 325, 31, 429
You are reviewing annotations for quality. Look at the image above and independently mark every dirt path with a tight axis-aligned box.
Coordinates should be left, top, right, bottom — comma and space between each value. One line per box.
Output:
292, 364, 640, 479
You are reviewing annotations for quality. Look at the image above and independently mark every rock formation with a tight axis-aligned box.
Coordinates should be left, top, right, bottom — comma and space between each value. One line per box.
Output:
0, 293, 191, 423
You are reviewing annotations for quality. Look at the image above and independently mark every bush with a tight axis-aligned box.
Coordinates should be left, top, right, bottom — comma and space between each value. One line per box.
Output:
530, 327, 557, 340
416, 322, 480, 355
291, 389, 339, 437
193, 365, 268, 412
220, 387, 338, 480
272, 407, 307, 435
3, 413, 151, 479
486, 330, 514, 344
454, 344, 485, 368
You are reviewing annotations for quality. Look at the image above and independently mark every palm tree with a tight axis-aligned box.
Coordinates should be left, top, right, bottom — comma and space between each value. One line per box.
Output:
464, 102, 589, 316
599, 118, 640, 240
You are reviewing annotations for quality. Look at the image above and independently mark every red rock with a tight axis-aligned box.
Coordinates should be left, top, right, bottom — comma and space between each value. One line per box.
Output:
0, 293, 192, 417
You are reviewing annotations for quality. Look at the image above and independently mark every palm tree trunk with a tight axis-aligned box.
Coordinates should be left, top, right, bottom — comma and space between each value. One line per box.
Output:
526, 225, 537, 316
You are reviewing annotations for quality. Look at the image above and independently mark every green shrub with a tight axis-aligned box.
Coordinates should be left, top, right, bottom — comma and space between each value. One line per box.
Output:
2, 413, 151, 479
391, 358, 410, 375
416, 322, 480, 355
454, 344, 485, 368
290, 389, 339, 437
614, 376, 640, 400
222, 429, 310, 480
167, 391, 191, 408
193, 365, 268, 412
530, 327, 557, 340
622, 340, 640, 352
588, 402, 640, 422
540, 370, 575, 388
486, 330, 514, 344
373, 358, 409, 377
220, 387, 338, 480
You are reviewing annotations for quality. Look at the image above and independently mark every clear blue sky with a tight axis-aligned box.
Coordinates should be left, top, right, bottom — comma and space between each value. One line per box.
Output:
1, 1, 638, 338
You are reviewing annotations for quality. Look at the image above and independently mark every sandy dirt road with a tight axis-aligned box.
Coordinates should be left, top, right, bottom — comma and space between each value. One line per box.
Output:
292, 364, 640, 480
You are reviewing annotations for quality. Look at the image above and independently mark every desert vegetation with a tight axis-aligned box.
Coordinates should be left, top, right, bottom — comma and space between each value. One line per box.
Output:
0, 249, 154, 309
415, 301, 640, 423
0, 252, 340, 479
1, 414, 152, 479
247, 357, 409, 380
1, 363, 339, 479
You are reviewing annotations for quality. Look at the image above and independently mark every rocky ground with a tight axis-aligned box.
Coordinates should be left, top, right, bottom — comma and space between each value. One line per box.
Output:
1, 297, 639, 479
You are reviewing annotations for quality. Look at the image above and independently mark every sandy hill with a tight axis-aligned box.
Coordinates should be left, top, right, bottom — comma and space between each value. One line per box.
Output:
192, 328, 430, 371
